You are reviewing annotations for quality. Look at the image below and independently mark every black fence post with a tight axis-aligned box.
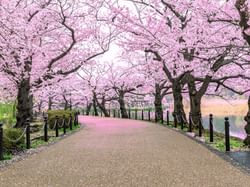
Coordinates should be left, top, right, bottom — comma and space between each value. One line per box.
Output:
128, 109, 131, 119
0, 123, 3, 160
55, 116, 59, 137
167, 111, 169, 126
188, 113, 193, 132
101, 110, 103, 117
161, 113, 164, 125
63, 115, 66, 135
198, 114, 202, 137
135, 109, 138, 120
209, 114, 213, 142
69, 114, 73, 130
44, 116, 48, 142
148, 110, 151, 121
113, 109, 116, 118
142, 110, 144, 120
26, 119, 31, 149
225, 117, 230, 152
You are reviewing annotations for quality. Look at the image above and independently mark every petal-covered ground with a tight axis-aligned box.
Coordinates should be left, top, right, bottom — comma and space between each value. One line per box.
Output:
0, 116, 249, 187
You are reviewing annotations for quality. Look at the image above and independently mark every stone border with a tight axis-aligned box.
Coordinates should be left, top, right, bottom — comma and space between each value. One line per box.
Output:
0, 124, 84, 171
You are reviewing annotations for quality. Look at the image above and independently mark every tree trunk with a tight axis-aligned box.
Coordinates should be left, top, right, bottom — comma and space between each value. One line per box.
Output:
244, 96, 250, 146
63, 95, 69, 110
69, 98, 72, 110
38, 100, 43, 113
188, 76, 202, 127
48, 97, 53, 110
93, 98, 98, 116
64, 102, 69, 110
154, 84, 163, 122
98, 104, 109, 117
29, 94, 34, 121
86, 103, 92, 115
172, 80, 187, 124
15, 78, 32, 128
95, 97, 110, 117
118, 92, 128, 118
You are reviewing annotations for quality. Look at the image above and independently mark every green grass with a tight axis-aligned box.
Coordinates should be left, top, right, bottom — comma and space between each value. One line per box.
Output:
3, 152, 13, 160
203, 130, 245, 151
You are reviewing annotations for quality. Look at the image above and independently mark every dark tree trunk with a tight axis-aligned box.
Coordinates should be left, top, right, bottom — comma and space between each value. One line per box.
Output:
244, 96, 250, 146
95, 96, 110, 117
86, 103, 92, 115
154, 84, 163, 122
38, 100, 43, 113
63, 95, 69, 110
64, 102, 69, 110
93, 98, 98, 116
69, 99, 72, 110
118, 92, 128, 118
172, 80, 187, 123
98, 104, 109, 117
48, 97, 53, 110
16, 78, 32, 128
187, 76, 202, 127
29, 94, 34, 121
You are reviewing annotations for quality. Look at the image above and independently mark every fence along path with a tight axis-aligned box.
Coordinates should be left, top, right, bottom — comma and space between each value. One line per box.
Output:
0, 116, 250, 187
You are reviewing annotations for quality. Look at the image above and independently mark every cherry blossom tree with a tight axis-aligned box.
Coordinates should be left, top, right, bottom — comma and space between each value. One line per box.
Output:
111, 0, 250, 127
0, 0, 115, 127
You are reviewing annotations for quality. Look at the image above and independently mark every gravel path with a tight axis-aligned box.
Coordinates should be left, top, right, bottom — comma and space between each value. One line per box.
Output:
0, 116, 249, 187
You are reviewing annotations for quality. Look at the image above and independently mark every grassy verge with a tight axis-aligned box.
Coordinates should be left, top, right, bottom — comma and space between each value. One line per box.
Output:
3, 152, 13, 160
203, 130, 245, 152
151, 120, 247, 152
1, 124, 81, 161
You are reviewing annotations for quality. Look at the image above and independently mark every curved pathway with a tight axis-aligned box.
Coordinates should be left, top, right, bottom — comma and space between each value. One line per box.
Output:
0, 116, 249, 187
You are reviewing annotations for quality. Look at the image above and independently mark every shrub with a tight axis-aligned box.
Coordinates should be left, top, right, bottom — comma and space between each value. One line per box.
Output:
3, 128, 25, 151
47, 110, 76, 129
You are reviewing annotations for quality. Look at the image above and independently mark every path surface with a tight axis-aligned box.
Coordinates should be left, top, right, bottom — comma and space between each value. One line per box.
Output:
0, 116, 250, 187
